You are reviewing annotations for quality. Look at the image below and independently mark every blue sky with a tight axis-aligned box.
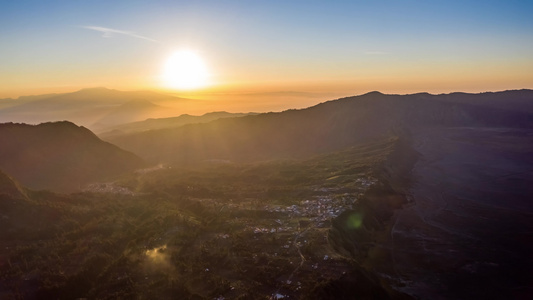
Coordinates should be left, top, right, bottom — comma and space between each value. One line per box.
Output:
1, 0, 532, 98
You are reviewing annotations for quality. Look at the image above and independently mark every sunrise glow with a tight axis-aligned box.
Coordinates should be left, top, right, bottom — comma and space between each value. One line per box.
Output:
162, 50, 209, 90
0, 2, 532, 299
0, 1, 531, 106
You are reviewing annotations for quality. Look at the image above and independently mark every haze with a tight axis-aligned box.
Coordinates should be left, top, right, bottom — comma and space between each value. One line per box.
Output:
1, 0, 532, 106
1, 1, 533, 299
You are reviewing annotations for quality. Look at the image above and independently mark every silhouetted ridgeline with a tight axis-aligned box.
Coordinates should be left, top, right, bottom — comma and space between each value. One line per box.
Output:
106, 90, 533, 164
0, 121, 145, 192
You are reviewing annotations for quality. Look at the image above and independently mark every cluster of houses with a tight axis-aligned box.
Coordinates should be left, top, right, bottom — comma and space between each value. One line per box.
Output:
251, 176, 378, 233
83, 182, 134, 195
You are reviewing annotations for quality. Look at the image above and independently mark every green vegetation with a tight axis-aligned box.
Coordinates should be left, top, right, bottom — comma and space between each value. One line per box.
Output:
0, 137, 410, 299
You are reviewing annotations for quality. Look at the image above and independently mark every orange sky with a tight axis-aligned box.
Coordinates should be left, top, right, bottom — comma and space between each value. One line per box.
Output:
1, 1, 532, 108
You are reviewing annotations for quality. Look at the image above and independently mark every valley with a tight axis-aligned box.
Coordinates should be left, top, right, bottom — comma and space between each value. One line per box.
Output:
2, 0, 532, 298
0, 137, 410, 299
0, 89, 532, 299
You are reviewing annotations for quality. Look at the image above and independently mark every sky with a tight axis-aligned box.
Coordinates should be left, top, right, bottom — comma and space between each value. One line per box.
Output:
1, 0, 532, 100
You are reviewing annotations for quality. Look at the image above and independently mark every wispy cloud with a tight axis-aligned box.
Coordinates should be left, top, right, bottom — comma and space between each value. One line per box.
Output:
82, 26, 160, 43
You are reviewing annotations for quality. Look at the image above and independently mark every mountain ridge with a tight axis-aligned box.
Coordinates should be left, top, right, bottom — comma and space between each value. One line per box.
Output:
0, 121, 145, 192
97, 111, 257, 138
106, 89, 533, 164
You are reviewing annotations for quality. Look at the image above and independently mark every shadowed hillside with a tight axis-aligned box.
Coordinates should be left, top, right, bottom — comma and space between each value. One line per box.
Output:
0, 169, 28, 201
106, 90, 533, 164
0, 90, 531, 299
0, 137, 413, 299
0, 121, 145, 192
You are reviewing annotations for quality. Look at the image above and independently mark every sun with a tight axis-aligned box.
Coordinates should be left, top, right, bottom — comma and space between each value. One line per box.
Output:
162, 50, 209, 90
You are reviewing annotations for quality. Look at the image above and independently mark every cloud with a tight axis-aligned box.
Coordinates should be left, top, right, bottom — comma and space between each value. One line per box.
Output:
82, 26, 160, 43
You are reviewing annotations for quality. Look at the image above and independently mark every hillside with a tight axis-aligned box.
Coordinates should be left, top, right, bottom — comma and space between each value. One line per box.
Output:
0, 169, 28, 201
0, 90, 531, 299
0, 121, 145, 192
106, 90, 533, 164
0, 137, 413, 299
97, 111, 256, 138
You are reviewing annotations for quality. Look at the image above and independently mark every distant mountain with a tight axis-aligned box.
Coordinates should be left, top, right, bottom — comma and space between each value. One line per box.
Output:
0, 121, 145, 192
97, 111, 257, 138
0, 88, 197, 130
106, 90, 533, 164
434, 89, 533, 114
91, 99, 165, 129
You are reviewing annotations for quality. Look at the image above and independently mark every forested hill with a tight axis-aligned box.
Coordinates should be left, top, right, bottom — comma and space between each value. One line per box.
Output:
0, 121, 145, 192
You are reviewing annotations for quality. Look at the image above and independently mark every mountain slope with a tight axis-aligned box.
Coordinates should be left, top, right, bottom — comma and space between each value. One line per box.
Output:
106, 90, 533, 164
97, 111, 257, 138
0, 88, 196, 129
0, 137, 412, 299
0, 121, 145, 192
0, 169, 28, 201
